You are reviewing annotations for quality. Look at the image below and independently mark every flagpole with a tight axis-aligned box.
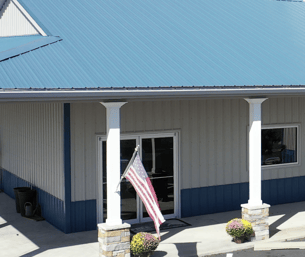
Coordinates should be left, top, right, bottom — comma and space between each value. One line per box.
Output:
115, 145, 140, 192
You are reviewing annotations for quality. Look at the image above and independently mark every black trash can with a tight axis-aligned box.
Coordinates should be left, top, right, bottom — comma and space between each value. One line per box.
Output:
13, 187, 30, 213
18, 189, 36, 217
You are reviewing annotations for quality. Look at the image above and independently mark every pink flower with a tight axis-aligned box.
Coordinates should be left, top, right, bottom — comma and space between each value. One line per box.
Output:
228, 220, 243, 230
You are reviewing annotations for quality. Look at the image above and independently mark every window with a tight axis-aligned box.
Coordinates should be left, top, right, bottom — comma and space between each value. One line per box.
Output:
262, 125, 298, 166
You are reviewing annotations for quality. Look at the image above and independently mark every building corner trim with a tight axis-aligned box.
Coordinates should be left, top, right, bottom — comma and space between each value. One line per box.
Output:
64, 103, 72, 233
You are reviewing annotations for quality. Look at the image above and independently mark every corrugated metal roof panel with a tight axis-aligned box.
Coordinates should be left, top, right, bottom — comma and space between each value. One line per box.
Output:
0, 35, 41, 53
0, 36, 61, 61
0, 0, 305, 89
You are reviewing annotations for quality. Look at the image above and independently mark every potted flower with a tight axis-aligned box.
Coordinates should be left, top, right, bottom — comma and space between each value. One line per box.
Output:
130, 232, 160, 257
226, 218, 254, 243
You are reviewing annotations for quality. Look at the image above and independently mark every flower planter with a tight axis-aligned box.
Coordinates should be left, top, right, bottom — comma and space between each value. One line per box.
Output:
233, 236, 246, 244
134, 251, 154, 257
226, 218, 254, 244
131, 232, 159, 257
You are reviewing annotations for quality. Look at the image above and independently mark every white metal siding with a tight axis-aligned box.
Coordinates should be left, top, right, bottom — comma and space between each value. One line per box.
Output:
0, 103, 64, 200
0, 0, 39, 37
70, 103, 105, 202
70, 97, 305, 201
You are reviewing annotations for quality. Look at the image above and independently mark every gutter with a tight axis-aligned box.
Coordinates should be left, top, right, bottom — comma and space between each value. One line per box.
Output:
0, 86, 305, 102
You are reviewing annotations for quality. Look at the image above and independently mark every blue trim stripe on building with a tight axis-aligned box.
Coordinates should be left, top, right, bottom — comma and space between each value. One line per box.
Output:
71, 200, 97, 233
181, 176, 305, 218
64, 103, 72, 233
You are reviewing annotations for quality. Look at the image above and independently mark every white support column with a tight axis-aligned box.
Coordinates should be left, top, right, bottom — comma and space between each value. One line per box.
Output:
245, 98, 267, 206
242, 98, 270, 241
101, 102, 126, 226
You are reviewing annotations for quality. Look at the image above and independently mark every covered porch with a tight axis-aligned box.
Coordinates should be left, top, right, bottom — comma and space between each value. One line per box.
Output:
1, 192, 305, 257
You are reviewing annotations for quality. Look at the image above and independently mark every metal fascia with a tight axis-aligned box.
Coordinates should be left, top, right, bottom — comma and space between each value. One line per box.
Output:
0, 87, 305, 101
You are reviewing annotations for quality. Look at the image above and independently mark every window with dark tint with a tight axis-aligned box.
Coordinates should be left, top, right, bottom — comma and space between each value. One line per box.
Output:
142, 137, 174, 217
262, 127, 297, 166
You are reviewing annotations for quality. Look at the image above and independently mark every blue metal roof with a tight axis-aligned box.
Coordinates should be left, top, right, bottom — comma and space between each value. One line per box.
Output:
0, 36, 61, 61
0, 0, 305, 89
0, 36, 41, 53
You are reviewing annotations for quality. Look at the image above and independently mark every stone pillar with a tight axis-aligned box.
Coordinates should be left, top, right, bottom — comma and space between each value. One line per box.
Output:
98, 223, 131, 257
241, 203, 270, 241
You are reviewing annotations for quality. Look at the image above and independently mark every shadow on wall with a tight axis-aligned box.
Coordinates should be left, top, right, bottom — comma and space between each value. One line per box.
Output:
0, 129, 2, 190
0, 168, 3, 191
1, 169, 97, 234
1, 169, 66, 232
0, 193, 98, 257
0, 133, 2, 191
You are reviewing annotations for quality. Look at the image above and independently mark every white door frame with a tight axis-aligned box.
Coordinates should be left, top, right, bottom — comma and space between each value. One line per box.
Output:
97, 130, 180, 224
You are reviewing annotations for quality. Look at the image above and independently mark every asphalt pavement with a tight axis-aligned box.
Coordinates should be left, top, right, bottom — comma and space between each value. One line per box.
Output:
209, 238, 305, 257
210, 248, 305, 257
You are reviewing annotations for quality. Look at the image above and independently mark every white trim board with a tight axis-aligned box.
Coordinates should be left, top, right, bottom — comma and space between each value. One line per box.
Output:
11, 0, 46, 36
0, 0, 46, 37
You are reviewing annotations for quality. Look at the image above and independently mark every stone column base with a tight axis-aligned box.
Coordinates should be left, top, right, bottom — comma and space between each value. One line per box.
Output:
98, 223, 131, 257
241, 203, 270, 241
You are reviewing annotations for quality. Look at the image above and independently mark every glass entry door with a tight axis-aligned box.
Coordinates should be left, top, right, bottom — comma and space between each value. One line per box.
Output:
141, 137, 175, 221
99, 132, 178, 224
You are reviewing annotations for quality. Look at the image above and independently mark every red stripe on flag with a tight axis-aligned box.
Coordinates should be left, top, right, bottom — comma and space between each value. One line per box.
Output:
146, 177, 160, 209
127, 171, 162, 238
128, 166, 164, 223
126, 169, 162, 225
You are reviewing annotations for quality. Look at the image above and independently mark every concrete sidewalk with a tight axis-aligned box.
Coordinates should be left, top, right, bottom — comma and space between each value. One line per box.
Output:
1, 192, 305, 257
0, 192, 98, 257
154, 202, 305, 256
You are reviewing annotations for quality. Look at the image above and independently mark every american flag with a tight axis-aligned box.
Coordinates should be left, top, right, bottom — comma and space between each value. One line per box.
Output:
125, 153, 165, 238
